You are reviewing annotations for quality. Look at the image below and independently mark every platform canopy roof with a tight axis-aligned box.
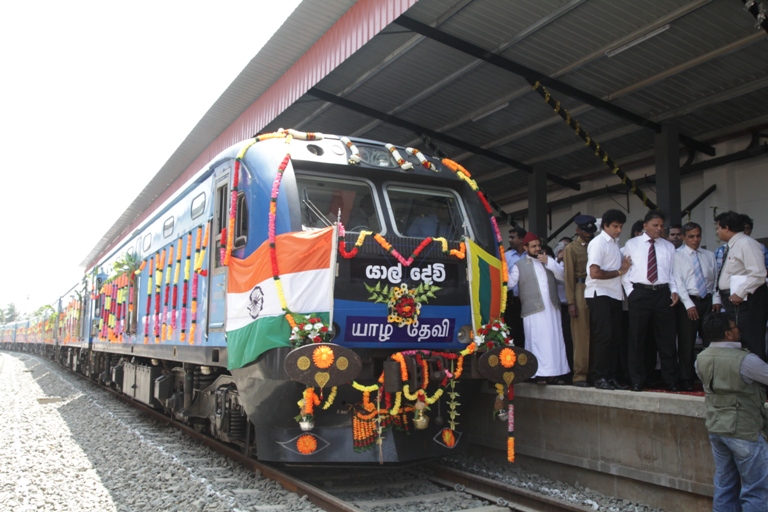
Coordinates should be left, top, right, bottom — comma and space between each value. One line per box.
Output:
84, 0, 768, 267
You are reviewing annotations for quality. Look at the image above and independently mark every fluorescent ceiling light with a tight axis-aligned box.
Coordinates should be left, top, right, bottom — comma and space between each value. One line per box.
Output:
605, 24, 671, 57
471, 102, 509, 122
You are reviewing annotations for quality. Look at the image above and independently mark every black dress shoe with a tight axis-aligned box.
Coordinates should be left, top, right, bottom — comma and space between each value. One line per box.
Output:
573, 381, 592, 388
594, 378, 615, 390
679, 381, 693, 392
667, 384, 679, 392
630, 384, 643, 392
608, 379, 629, 390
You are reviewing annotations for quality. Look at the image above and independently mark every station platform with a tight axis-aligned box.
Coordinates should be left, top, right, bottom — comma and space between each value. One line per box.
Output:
466, 383, 729, 511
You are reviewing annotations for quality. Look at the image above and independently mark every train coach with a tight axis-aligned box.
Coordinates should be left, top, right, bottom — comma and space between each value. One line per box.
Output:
1, 129, 536, 464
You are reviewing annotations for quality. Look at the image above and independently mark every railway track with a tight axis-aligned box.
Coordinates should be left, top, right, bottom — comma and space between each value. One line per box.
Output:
13, 351, 591, 512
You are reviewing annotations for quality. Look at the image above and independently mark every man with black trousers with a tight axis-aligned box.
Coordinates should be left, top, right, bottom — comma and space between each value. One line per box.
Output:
673, 222, 719, 391
715, 210, 768, 361
504, 227, 527, 346
622, 210, 680, 392
585, 209, 631, 390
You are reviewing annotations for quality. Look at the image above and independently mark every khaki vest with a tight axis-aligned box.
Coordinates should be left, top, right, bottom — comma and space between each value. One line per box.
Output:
697, 346, 768, 441
514, 256, 560, 318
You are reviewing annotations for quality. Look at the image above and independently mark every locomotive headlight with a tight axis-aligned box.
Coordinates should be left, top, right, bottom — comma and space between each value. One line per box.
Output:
457, 324, 473, 344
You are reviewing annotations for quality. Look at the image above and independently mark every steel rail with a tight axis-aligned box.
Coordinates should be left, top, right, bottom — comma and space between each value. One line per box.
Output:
50, 356, 363, 512
424, 463, 593, 512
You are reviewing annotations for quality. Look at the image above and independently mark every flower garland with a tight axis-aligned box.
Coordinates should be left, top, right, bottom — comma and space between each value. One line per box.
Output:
340, 136, 361, 164
402, 384, 443, 405
296, 386, 321, 422
180, 232, 191, 342
405, 147, 438, 172
189, 225, 202, 344
170, 237, 182, 340
321, 386, 337, 410
162, 244, 173, 342
154, 249, 165, 343
442, 157, 508, 313
385, 143, 413, 171
289, 315, 331, 347
337, 226, 466, 263
144, 256, 154, 344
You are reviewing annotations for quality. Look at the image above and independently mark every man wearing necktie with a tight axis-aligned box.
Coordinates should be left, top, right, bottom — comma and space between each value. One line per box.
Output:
714, 211, 768, 361
622, 210, 680, 392
673, 222, 719, 391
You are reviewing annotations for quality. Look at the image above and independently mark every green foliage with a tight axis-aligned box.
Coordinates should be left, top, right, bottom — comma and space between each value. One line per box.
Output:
113, 251, 140, 277
3, 303, 19, 324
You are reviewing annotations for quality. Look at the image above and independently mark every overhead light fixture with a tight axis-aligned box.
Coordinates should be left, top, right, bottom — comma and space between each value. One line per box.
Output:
605, 24, 671, 57
471, 102, 509, 122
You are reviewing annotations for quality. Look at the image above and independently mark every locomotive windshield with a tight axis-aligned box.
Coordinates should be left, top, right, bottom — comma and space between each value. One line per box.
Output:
385, 186, 467, 240
296, 174, 382, 233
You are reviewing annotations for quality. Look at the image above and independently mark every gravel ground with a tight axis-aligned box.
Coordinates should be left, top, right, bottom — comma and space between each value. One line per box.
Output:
443, 454, 665, 512
0, 351, 666, 512
0, 352, 321, 512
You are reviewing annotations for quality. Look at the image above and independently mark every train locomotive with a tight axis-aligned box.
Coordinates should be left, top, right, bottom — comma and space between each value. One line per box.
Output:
1, 129, 536, 464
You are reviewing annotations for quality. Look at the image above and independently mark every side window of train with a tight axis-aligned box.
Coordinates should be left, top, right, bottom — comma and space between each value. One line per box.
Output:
143, 233, 151, 252
191, 192, 205, 220
163, 216, 174, 238
385, 186, 467, 240
295, 173, 381, 233
235, 191, 248, 249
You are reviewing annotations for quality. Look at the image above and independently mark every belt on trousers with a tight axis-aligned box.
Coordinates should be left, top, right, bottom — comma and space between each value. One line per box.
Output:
575, 278, 586, 284
689, 293, 711, 300
632, 282, 669, 291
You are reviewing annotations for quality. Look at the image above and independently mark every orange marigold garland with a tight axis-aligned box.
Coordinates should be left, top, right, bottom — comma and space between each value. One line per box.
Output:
296, 434, 318, 455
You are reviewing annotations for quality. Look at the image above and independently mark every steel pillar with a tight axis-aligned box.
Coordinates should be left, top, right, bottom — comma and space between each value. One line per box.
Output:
655, 125, 681, 226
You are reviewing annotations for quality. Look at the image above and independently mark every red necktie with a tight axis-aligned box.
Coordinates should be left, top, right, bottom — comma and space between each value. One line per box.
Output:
647, 239, 658, 283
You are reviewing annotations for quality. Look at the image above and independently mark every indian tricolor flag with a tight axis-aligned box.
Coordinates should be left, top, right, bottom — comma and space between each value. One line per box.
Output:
466, 238, 503, 331
225, 227, 336, 370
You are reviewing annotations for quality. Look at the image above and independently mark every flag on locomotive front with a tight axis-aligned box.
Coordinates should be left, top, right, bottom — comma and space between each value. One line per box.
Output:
225, 227, 335, 370
465, 238, 503, 330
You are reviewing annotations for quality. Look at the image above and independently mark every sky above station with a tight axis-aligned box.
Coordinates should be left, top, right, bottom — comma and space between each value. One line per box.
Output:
0, 0, 302, 315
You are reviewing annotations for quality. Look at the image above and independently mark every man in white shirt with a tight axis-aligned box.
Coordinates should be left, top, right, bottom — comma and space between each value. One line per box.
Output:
585, 209, 632, 390
622, 210, 680, 392
715, 210, 768, 361
673, 222, 720, 391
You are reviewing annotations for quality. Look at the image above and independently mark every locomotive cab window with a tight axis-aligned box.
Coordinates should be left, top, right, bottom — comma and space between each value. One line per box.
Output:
385, 186, 466, 240
295, 174, 381, 233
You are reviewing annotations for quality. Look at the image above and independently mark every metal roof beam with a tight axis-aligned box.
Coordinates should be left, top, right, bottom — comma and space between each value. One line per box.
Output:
400, 0, 710, 148
350, 0, 586, 137
294, 0, 475, 131
393, 15, 716, 156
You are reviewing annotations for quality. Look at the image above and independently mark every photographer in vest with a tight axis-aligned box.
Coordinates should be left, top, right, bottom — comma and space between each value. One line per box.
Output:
508, 232, 570, 384
697, 313, 768, 511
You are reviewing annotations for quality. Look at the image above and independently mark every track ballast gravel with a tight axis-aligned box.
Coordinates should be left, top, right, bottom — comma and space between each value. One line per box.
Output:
0, 352, 321, 512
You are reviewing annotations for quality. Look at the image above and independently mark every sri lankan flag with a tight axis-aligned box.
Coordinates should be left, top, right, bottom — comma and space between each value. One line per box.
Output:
466, 238, 504, 330
225, 227, 336, 370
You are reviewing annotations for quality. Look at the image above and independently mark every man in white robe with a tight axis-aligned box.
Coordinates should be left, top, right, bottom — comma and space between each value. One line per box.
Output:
508, 233, 571, 383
